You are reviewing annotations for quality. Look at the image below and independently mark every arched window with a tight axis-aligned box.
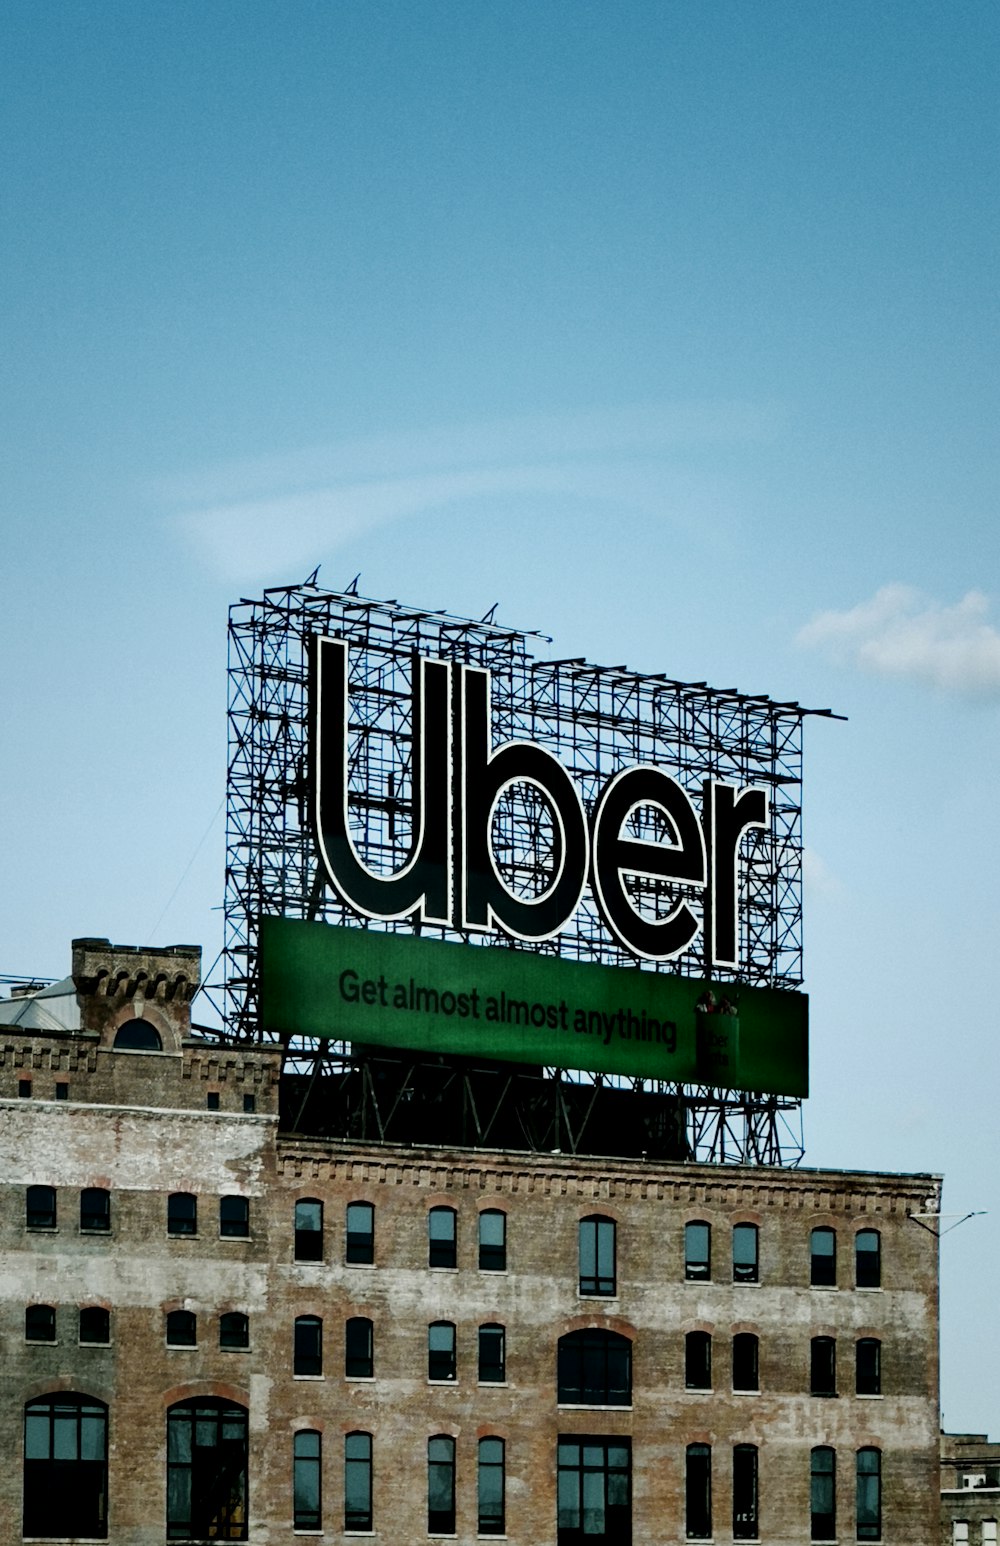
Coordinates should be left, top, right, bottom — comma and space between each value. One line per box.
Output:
24, 1394, 108, 1539
479, 1323, 506, 1383
685, 1330, 711, 1390
686, 1444, 712, 1539
856, 1337, 881, 1396
429, 1206, 457, 1268
346, 1201, 374, 1263
293, 1431, 321, 1531
579, 1214, 616, 1295
478, 1437, 505, 1536
166, 1399, 248, 1541
294, 1315, 322, 1376
219, 1312, 249, 1350
685, 1220, 711, 1281
294, 1198, 323, 1262
428, 1436, 455, 1534
166, 1309, 197, 1347
27, 1184, 56, 1230
220, 1196, 249, 1238
855, 1229, 881, 1288
80, 1306, 111, 1345
810, 1446, 836, 1539
557, 1328, 632, 1406
168, 1193, 197, 1237
733, 1223, 758, 1282
856, 1448, 882, 1541
810, 1226, 836, 1286
479, 1209, 507, 1271
345, 1432, 372, 1531
26, 1303, 56, 1342
113, 1019, 162, 1050
733, 1444, 758, 1540
810, 1336, 836, 1396
81, 1188, 111, 1233
429, 1320, 457, 1381
732, 1332, 759, 1392
346, 1316, 374, 1378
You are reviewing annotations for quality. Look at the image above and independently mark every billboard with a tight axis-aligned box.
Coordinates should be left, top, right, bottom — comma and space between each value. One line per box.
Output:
227, 584, 826, 1098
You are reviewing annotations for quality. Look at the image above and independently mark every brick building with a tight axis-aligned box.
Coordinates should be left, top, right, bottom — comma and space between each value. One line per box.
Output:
941, 1432, 1000, 1546
0, 939, 942, 1544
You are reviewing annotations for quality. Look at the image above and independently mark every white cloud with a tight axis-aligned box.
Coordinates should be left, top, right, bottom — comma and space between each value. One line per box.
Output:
798, 584, 1000, 700
802, 846, 844, 901
166, 400, 782, 582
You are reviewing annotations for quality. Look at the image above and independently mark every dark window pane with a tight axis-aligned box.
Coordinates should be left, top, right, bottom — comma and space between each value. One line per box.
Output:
220, 1196, 249, 1238
685, 1221, 711, 1281
346, 1201, 374, 1263
81, 1188, 111, 1232
856, 1448, 881, 1540
686, 1444, 712, 1539
26, 1304, 56, 1342
428, 1436, 455, 1533
855, 1230, 881, 1288
557, 1436, 631, 1545
810, 1227, 836, 1286
167, 1310, 197, 1347
168, 1193, 197, 1237
733, 1445, 758, 1539
479, 1323, 506, 1383
733, 1223, 758, 1282
479, 1210, 507, 1271
856, 1338, 881, 1396
811, 1447, 836, 1539
166, 1400, 248, 1541
220, 1313, 249, 1349
579, 1215, 616, 1295
558, 1329, 632, 1406
685, 1331, 711, 1390
23, 1396, 108, 1539
345, 1432, 372, 1531
732, 1333, 759, 1392
293, 1430, 322, 1530
294, 1316, 322, 1377
346, 1316, 374, 1378
478, 1437, 505, 1535
811, 1337, 836, 1396
429, 1321, 456, 1381
27, 1185, 56, 1230
113, 1019, 162, 1050
429, 1207, 456, 1268
294, 1198, 323, 1261
80, 1306, 110, 1344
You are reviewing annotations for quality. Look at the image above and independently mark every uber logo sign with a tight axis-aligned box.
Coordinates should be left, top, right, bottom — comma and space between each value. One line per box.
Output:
311, 636, 768, 968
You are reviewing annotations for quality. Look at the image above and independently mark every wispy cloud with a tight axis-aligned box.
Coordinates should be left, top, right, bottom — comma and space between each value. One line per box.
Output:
165, 400, 782, 582
798, 584, 1000, 700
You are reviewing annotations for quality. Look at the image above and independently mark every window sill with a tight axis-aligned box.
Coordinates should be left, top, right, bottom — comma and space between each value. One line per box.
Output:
855, 1285, 883, 1292
685, 1386, 712, 1394
732, 1387, 760, 1395
345, 1259, 376, 1269
219, 1234, 252, 1242
346, 1375, 375, 1382
428, 1265, 458, 1273
25, 1340, 58, 1347
220, 1345, 251, 1354
478, 1380, 508, 1388
79, 1229, 112, 1237
577, 1293, 619, 1302
167, 1233, 200, 1241
166, 1344, 198, 1351
856, 1392, 883, 1399
810, 1283, 838, 1291
557, 1402, 632, 1411
79, 1341, 112, 1349
26, 1226, 58, 1234
428, 1378, 458, 1386
294, 1373, 325, 1381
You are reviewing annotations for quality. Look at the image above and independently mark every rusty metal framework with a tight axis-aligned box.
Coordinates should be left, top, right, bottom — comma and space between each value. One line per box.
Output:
224, 581, 835, 1165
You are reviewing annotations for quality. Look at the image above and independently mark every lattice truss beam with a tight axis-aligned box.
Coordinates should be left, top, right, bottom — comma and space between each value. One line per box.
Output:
224, 583, 832, 1165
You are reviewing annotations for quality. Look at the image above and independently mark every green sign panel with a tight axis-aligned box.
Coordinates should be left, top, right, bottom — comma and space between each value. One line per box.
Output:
260, 918, 808, 1098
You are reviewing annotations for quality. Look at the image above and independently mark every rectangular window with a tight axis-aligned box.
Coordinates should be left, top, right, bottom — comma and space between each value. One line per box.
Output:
55, 1081, 69, 1100
952, 1528, 969, 1546
557, 1436, 631, 1545
856, 1448, 881, 1541
685, 1331, 711, 1390
811, 1337, 836, 1396
579, 1216, 616, 1296
428, 1322, 456, 1382
478, 1438, 505, 1536
294, 1198, 323, 1261
733, 1445, 758, 1540
345, 1432, 372, 1531
79, 1307, 110, 1345
294, 1316, 323, 1377
686, 1444, 712, 1539
983, 1524, 998, 1546
811, 1448, 836, 1540
855, 1230, 881, 1289
167, 1193, 197, 1237
346, 1201, 375, 1264
346, 1317, 374, 1378
856, 1338, 881, 1396
479, 1209, 507, 1271
733, 1223, 758, 1282
811, 1227, 837, 1287
27, 1186, 56, 1230
685, 1221, 711, 1281
80, 1188, 111, 1233
220, 1196, 249, 1238
732, 1333, 759, 1392
428, 1436, 455, 1534
479, 1324, 506, 1384
429, 1207, 457, 1269
293, 1430, 321, 1531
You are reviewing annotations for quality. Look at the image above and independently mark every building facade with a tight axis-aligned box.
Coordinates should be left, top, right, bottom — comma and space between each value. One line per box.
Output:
941, 1432, 1000, 1546
0, 940, 942, 1544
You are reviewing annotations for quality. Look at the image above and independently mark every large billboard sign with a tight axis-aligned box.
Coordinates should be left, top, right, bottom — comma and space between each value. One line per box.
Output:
227, 584, 823, 1098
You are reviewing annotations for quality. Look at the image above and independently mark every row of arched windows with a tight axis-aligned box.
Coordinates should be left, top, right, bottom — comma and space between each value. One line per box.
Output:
684, 1330, 882, 1396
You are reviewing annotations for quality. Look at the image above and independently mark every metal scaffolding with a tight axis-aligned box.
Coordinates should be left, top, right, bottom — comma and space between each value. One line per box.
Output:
224, 581, 837, 1166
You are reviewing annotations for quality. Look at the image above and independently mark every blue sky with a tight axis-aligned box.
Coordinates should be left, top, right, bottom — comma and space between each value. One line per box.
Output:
2, 2, 998, 1433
